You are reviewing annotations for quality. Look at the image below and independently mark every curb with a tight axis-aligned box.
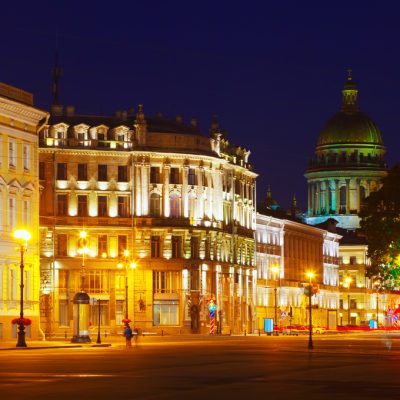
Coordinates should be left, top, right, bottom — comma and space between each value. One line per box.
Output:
0, 343, 112, 351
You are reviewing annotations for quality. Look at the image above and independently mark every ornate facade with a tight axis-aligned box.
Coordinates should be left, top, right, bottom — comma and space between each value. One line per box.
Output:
0, 83, 47, 340
39, 107, 257, 337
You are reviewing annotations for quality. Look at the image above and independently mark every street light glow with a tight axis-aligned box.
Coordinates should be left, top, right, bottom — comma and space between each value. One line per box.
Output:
14, 229, 31, 242
306, 271, 315, 281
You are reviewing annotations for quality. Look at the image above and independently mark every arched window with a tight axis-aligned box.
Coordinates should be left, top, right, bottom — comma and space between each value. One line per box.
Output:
360, 186, 366, 201
150, 193, 161, 217
169, 194, 180, 218
339, 186, 346, 212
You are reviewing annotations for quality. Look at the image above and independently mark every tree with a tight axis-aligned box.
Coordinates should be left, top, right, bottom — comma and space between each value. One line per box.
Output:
360, 164, 400, 289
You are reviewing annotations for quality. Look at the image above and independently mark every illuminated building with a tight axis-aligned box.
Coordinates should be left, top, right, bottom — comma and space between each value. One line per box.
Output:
256, 214, 341, 329
305, 71, 387, 230
39, 107, 257, 336
0, 83, 48, 340
305, 72, 399, 327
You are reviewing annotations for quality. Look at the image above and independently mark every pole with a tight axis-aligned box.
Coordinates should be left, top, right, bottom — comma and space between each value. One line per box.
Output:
125, 272, 129, 320
308, 286, 313, 350
348, 293, 350, 325
274, 286, 278, 330
96, 299, 101, 344
376, 292, 379, 326
17, 244, 27, 348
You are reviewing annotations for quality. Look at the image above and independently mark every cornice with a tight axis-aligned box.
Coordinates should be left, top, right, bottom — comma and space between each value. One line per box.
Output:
0, 97, 48, 125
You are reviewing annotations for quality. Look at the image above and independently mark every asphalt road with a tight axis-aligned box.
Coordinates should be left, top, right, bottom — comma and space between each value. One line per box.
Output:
1, 333, 400, 400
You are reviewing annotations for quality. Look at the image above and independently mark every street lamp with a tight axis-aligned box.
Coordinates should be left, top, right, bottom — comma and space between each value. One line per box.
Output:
13, 229, 31, 348
344, 276, 352, 325
271, 265, 279, 330
374, 281, 380, 327
306, 271, 315, 350
117, 249, 136, 322
71, 230, 91, 343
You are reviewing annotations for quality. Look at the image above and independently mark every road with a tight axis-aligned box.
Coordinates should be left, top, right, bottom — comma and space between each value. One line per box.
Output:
1, 333, 400, 400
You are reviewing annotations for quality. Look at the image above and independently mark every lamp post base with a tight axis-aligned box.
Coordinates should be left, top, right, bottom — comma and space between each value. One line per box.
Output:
16, 324, 27, 347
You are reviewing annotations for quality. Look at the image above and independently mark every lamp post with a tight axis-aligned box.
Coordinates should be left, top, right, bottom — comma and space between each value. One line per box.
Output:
71, 230, 91, 343
344, 276, 352, 325
117, 250, 136, 323
374, 281, 380, 327
306, 271, 315, 350
271, 265, 279, 330
14, 229, 31, 348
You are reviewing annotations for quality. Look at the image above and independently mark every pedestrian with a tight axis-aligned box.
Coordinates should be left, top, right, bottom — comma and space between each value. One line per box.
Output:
124, 323, 133, 348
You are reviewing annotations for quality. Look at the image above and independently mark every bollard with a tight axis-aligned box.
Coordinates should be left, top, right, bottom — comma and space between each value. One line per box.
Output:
105, 331, 107, 338
65, 330, 67, 339
161, 330, 164, 336
244, 330, 246, 336
230, 329, 232, 336
259, 329, 261, 336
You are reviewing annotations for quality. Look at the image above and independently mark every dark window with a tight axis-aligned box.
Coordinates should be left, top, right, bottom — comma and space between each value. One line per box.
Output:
98, 165, 108, 181
339, 299, 343, 309
78, 164, 87, 181
57, 234, 68, 256
98, 196, 108, 217
350, 299, 357, 309
170, 168, 180, 184
171, 236, 182, 258
57, 194, 68, 216
151, 236, 161, 258
150, 167, 161, 183
350, 256, 357, 265
188, 168, 196, 185
39, 162, 45, 180
57, 163, 67, 180
150, 193, 161, 217
191, 236, 199, 259
118, 235, 127, 256
98, 133, 105, 147
118, 196, 129, 217
190, 267, 199, 290
118, 166, 128, 182
77, 195, 88, 217
98, 235, 108, 256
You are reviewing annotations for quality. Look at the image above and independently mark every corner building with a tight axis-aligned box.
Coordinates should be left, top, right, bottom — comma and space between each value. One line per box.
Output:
39, 107, 257, 337
0, 83, 47, 340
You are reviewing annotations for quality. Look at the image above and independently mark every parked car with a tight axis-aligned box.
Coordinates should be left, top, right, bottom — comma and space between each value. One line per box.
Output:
312, 326, 326, 334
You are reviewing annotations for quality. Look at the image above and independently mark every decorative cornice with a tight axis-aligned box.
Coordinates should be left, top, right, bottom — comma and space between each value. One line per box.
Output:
0, 97, 48, 125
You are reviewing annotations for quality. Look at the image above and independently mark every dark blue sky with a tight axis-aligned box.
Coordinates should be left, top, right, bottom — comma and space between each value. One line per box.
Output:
2, 1, 400, 210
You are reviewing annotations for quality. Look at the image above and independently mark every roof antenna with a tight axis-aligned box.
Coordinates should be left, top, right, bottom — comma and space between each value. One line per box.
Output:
51, 33, 62, 107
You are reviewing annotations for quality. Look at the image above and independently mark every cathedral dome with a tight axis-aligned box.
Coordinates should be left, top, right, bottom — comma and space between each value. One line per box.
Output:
316, 73, 384, 148
317, 111, 383, 146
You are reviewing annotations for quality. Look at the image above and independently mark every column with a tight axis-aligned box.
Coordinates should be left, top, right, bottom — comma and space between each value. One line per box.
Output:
355, 178, 361, 212
163, 164, 170, 217
135, 163, 141, 216
346, 179, 350, 214
182, 165, 189, 218
307, 182, 312, 215
334, 179, 339, 214
325, 180, 330, 213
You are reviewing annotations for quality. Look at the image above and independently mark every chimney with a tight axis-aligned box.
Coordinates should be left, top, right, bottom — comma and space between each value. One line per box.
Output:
175, 115, 183, 124
51, 104, 63, 116
66, 105, 75, 116
190, 118, 197, 128
121, 111, 127, 121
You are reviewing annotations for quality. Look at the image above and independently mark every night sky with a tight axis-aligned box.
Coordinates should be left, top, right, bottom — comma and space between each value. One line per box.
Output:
2, 1, 400, 210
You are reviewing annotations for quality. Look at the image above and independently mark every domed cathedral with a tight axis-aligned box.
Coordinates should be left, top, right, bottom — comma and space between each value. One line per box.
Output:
304, 71, 388, 230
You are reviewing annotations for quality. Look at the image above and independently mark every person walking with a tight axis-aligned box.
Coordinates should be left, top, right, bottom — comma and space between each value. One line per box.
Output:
124, 323, 133, 348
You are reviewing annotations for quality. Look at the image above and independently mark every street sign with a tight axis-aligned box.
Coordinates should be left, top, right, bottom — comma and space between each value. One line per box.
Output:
280, 311, 287, 319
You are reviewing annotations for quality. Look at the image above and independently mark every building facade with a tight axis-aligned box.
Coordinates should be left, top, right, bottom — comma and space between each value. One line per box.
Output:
0, 83, 47, 340
39, 107, 257, 337
256, 214, 341, 330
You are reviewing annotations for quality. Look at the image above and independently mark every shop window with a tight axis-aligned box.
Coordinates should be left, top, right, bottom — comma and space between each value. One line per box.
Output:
153, 300, 179, 326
